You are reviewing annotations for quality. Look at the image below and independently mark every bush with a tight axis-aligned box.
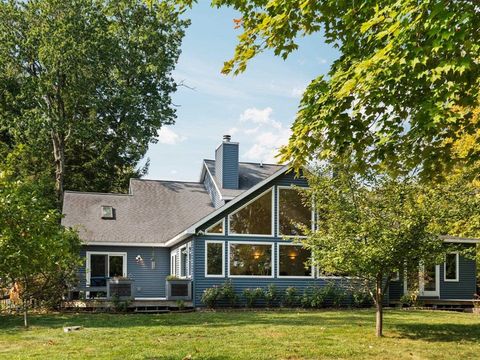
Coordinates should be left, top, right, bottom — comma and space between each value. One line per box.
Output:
352, 289, 374, 308
111, 294, 131, 312
322, 282, 347, 308
283, 286, 299, 307
264, 284, 278, 307
201, 286, 222, 308
243, 288, 265, 308
302, 286, 327, 309
221, 280, 238, 307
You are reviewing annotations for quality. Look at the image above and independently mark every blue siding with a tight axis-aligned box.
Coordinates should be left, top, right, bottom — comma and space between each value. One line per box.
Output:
79, 245, 170, 298
388, 248, 477, 301
192, 170, 477, 306
216, 142, 239, 189
441, 253, 476, 299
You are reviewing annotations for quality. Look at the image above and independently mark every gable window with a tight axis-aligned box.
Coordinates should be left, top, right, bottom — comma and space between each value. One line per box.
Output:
278, 244, 312, 277
86, 252, 126, 298
228, 188, 273, 236
206, 219, 224, 235
229, 242, 273, 277
444, 253, 459, 282
205, 241, 225, 277
278, 187, 312, 236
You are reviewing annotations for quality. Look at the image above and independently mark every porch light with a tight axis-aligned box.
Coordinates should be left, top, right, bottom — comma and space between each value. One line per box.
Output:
135, 255, 143, 264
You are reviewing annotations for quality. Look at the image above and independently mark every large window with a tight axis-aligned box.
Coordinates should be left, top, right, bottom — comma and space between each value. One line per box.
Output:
229, 243, 273, 277
205, 241, 225, 277
229, 189, 273, 236
278, 187, 312, 236
444, 253, 459, 282
278, 244, 312, 277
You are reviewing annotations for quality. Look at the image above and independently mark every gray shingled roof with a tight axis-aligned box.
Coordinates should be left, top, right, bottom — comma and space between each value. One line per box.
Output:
204, 159, 283, 198
62, 179, 215, 245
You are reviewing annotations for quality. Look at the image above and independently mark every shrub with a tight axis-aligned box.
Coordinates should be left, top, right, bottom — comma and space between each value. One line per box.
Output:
111, 294, 131, 312
176, 299, 185, 310
310, 286, 327, 309
201, 286, 222, 308
323, 282, 347, 308
166, 275, 180, 281
243, 288, 265, 308
221, 280, 238, 307
264, 284, 278, 307
283, 286, 299, 307
352, 289, 374, 308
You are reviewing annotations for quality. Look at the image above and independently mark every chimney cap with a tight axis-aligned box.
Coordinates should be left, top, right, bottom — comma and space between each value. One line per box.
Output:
223, 134, 231, 142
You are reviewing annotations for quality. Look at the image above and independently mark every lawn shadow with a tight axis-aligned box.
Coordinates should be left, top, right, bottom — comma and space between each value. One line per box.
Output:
393, 322, 480, 343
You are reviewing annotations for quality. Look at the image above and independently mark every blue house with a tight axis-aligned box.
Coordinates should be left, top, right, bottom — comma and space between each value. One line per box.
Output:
62, 135, 478, 307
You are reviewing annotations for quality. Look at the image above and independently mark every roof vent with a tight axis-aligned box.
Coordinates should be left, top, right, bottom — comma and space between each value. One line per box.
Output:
101, 205, 114, 219
223, 134, 231, 142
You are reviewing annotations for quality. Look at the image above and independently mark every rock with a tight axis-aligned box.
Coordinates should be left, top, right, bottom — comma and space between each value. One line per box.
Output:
63, 326, 82, 333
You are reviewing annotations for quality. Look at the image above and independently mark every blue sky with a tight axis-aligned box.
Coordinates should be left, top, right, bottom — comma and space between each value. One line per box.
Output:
144, 2, 337, 181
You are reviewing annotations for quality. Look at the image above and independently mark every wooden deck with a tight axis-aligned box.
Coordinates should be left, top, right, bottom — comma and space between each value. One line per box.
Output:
62, 299, 194, 312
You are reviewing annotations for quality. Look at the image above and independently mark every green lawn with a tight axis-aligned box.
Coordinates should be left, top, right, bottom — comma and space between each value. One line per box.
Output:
1, 309, 479, 359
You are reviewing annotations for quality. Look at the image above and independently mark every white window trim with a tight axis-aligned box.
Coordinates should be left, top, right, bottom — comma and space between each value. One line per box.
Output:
205, 218, 226, 236
276, 242, 314, 279
444, 252, 460, 282
276, 186, 314, 238
227, 188, 274, 237
170, 253, 178, 276
85, 251, 127, 298
419, 264, 440, 297
205, 240, 225, 278
177, 245, 191, 279
228, 241, 275, 278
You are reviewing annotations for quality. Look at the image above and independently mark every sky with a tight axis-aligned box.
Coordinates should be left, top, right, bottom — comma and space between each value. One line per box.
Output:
143, 2, 338, 181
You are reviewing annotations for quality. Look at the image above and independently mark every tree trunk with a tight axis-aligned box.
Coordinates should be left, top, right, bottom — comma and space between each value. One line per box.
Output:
23, 304, 28, 329
375, 276, 384, 337
51, 131, 65, 209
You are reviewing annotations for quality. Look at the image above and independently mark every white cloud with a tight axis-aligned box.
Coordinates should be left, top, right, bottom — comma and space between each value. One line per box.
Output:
157, 127, 187, 145
227, 107, 291, 164
240, 107, 273, 124
291, 86, 306, 99
317, 57, 328, 64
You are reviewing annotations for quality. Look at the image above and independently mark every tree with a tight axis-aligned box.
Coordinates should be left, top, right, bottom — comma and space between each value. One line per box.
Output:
0, 0, 188, 206
302, 162, 468, 337
209, 0, 479, 178
0, 150, 82, 327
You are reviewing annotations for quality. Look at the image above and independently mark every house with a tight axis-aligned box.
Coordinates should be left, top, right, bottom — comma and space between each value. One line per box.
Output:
62, 135, 478, 307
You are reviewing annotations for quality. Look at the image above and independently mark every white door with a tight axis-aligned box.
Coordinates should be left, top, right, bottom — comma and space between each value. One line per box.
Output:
419, 264, 440, 297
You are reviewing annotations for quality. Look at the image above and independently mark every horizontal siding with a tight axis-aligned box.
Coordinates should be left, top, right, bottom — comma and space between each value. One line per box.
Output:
440, 253, 476, 299
80, 245, 170, 298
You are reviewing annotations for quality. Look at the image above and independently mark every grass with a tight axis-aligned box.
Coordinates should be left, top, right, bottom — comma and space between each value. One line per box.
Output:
1, 309, 480, 359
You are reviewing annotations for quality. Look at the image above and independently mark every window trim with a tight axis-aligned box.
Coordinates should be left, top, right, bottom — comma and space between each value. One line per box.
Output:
419, 263, 440, 297
277, 242, 314, 279
205, 240, 225, 278
227, 188, 274, 237
205, 218, 225, 236
85, 251, 127, 287
444, 252, 460, 282
277, 186, 314, 238
391, 271, 400, 282
170, 253, 178, 276
178, 245, 189, 279
227, 241, 275, 278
